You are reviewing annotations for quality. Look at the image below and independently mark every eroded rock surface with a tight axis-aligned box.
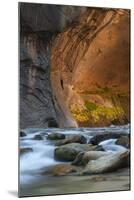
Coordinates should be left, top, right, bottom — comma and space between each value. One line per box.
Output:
82, 150, 130, 174
72, 151, 110, 166
51, 8, 130, 127
20, 3, 85, 128
20, 3, 130, 128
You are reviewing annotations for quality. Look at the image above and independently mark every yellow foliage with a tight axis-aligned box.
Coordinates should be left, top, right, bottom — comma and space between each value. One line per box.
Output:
70, 104, 124, 123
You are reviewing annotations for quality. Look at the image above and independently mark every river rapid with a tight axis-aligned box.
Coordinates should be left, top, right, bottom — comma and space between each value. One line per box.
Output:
19, 124, 130, 197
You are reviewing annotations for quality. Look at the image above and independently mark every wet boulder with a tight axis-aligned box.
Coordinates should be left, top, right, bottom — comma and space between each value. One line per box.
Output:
82, 150, 130, 175
33, 134, 44, 140
72, 151, 110, 166
47, 132, 65, 140
116, 135, 130, 148
56, 135, 87, 146
90, 133, 126, 145
20, 147, 33, 155
54, 143, 103, 161
20, 130, 27, 137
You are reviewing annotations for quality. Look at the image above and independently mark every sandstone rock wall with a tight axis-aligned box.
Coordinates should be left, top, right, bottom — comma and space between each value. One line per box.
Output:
51, 8, 130, 127
20, 3, 130, 128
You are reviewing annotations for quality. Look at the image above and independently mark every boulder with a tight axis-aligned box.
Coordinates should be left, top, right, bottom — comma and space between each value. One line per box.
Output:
54, 143, 103, 161
116, 135, 130, 148
20, 147, 33, 155
20, 130, 27, 137
90, 133, 126, 145
47, 132, 65, 140
56, 135, 87, 146
33, 134, 44, 140
82, 150, 130, 175
72, 151, 110, 166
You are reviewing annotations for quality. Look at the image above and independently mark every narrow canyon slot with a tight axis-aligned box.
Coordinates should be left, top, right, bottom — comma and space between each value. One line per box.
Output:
19, 2, 130, 198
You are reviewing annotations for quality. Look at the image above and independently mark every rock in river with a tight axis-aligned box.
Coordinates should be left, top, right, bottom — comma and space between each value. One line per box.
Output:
33, 134, 44, 140
20, 148, 33, 155
47, 132, 65, 140
116, 136, 130, 148
56, 135, 87, 146
44, 163, 80, 176
54, 143, 103, 161
72, 151, 111, 166
20, 130, 27, 137
90, 133, 126, 145
82, 150, 130, 175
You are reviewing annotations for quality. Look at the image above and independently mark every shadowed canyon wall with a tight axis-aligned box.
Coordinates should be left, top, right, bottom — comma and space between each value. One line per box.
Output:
20, 3, 85, 128
20, 3, 130, 128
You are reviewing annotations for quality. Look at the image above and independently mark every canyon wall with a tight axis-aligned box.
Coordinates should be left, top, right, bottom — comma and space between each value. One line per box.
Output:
51, 8, 130, 127
20, 3, 84, 128
20, 3, 130, 128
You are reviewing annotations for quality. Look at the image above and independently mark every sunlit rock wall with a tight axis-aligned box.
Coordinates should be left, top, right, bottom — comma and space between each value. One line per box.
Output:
51, 8, 130, 127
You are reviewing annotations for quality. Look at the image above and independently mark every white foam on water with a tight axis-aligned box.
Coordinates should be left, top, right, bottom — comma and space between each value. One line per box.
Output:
20, 137, 60, 184
99, 139, 127, 152
20, 124, 130, 186
99, 139, 117, 146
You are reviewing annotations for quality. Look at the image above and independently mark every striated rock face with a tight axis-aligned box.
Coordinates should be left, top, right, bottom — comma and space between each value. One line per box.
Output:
51, 8, 130, 127
20, 3, 86, 128
20, 3, 86, 33
20, 32, 58, 128
20, 3, 130, 128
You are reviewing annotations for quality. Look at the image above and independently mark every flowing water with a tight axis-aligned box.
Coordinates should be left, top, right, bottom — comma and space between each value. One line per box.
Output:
19, 124, 130, 197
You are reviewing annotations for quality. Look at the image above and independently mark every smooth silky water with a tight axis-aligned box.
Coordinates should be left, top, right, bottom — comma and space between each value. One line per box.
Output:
19, 124, 130, 197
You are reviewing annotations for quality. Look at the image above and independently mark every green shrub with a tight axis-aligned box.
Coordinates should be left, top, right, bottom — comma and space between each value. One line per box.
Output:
84, 101, 97, 111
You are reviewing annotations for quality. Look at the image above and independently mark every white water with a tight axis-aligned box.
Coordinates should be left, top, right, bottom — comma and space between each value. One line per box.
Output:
99, 139, 127, 152
20, 124, 130, 186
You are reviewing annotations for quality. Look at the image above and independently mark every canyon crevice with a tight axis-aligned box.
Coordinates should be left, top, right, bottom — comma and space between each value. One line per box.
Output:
20, 3, 130, 128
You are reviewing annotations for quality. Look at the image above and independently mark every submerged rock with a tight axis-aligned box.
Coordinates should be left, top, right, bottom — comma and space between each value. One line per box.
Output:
20, 130, 27, 137
116, 136, 130, 148
47, 132, 65, 140
56, 135, 87, 146
44, 163, 79, 176
82, 150, 130, 175
72, 151, 110, 166
54, 143, 103, 161
33, 134, 44, 140
20, 147, 33, 155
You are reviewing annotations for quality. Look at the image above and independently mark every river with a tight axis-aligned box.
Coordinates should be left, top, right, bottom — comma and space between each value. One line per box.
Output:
19, 124, 130, 197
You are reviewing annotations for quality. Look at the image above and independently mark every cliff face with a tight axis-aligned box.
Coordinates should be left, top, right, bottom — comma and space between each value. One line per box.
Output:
20, 3, 85, 128
20, 3, 130, 128
20, 33, 58, 128
51, 8, 130, 127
